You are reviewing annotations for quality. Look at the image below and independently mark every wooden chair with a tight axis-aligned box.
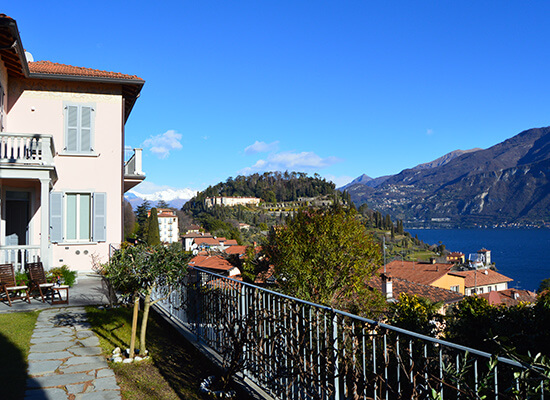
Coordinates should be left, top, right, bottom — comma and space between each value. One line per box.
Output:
27, 262, 54, 303
0, 263, 31, 306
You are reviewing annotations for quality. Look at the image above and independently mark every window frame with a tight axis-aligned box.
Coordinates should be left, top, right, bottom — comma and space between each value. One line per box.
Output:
65, 193, 92, 242
49, 191, 106, 244
62, 102, 96, 155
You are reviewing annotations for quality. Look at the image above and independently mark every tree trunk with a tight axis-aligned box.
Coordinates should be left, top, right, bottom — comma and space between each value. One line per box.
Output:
140, 287, 152, 355
129, 294, 139, 358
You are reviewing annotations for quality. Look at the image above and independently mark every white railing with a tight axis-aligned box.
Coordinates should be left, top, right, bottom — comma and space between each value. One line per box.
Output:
0, 245, 41, 271
124, 148, 144, 176
0, 133, 55, 166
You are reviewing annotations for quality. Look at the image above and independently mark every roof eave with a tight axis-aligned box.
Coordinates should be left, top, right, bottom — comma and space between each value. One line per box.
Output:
28, 72, 144, 122
0, 16, 30, 77
27, 72, 145, 86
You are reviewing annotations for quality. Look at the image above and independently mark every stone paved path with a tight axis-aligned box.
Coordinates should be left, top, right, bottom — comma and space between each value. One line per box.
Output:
25, 307, 121, 400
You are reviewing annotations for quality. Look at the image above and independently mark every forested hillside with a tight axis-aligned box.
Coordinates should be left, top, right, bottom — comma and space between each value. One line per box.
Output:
188, 172, 335, 206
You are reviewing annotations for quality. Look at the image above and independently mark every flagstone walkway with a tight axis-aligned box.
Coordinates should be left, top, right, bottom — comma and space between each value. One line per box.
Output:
25, 307, 120, 400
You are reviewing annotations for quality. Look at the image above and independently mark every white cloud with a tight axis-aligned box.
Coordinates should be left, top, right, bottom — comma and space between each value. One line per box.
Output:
142, 130, 183, 159
239, 151, 342, 174
244, 140, 279, 155
426, 128, 434, 135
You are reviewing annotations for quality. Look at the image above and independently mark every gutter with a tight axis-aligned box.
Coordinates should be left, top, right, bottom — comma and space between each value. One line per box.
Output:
27, 72, 145, 86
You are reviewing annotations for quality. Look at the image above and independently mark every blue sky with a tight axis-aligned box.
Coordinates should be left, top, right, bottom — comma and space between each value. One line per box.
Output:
6, 1, 550, 197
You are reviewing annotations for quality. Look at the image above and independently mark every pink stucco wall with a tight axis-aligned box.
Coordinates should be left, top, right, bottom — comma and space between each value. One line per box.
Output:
7, 79, 125, 271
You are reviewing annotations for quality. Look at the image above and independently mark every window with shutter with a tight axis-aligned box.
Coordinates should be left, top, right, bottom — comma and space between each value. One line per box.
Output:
63, 103, 95, 154
50, 192, 64, 243
93, 193, 107, 242
49, 191, 106, 243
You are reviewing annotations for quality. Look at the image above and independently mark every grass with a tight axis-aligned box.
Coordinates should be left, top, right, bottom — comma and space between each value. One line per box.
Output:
0, 311, 39, 400
86, 306, 255, 400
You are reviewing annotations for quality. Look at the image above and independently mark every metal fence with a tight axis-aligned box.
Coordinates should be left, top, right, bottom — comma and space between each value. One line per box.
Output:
153, 266, 547, 400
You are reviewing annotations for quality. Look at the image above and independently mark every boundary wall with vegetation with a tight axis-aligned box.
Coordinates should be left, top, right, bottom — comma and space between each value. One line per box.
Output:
153, 266, 546, 400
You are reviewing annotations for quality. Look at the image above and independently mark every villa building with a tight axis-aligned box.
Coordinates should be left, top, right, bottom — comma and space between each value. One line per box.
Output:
0, 14, 145, 271
204, 196, 261, 208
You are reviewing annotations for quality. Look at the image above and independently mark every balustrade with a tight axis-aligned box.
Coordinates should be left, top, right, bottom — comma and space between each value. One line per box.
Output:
0, 133, 54, 166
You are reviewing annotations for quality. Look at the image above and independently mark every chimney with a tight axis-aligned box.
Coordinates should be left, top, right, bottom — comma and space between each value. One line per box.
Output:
381, 273, 393, 299
430, 257, 436, 264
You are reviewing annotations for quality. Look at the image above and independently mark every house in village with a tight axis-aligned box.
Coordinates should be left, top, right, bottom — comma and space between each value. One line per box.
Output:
382, 260, 466, 295
185, 224, 201, 234
188, 254, 241, 277
447, 252, 465, 264
148, 208, 179, 244
182, 232, 213, 252
368, 273, 463, 312
479, 288, 536, 306
453, 268, 513, 295
0, 14, 144, 271
183, 231, 237, 252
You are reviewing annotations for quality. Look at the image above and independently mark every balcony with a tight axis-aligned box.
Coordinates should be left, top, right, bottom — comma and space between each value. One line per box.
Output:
124, 148, 145, 192
0, 133, 57, 181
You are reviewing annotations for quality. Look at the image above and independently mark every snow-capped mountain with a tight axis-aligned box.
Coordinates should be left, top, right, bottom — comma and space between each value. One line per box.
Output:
125, 188, 197, 209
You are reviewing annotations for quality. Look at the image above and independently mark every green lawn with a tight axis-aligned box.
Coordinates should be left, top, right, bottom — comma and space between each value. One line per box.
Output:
0, 311, 39, 400
86, 306, 254, 400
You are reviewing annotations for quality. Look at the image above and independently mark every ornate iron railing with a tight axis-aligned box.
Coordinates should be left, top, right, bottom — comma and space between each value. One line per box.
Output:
153, 266, 547, 400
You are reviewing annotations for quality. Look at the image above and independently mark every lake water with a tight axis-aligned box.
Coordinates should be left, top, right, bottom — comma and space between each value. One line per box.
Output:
407, 229, 550, 292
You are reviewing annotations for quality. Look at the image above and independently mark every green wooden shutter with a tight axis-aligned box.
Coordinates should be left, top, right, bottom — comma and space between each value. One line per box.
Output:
50, 192, 64, 243
80, 106, 92, 152
66, 105, 79, 152
93, 192, 106, 242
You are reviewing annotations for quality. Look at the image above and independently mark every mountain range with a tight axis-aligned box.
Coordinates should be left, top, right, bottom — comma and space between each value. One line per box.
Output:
343, 127, 550, 227
125, 188, 197, 210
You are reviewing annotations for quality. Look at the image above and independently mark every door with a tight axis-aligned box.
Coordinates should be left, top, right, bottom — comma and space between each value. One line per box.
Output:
5, 191, 30, 245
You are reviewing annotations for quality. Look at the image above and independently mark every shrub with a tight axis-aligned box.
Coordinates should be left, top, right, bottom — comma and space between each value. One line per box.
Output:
15, 271, 29, 286
48, 265, 77, 287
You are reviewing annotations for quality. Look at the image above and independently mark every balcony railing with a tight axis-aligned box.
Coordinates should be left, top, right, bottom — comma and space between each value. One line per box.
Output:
124, 148, 144, 177
153, 267, 547, 400
0, 133, 55, 166
0, 245, 41, 272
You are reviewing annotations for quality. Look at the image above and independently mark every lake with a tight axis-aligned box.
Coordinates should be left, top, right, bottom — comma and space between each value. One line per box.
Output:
407, 229, 550, 292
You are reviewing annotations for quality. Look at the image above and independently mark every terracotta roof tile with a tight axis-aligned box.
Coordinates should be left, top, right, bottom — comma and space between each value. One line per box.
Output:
189, 255, 235, 271
368, 275, 463, 304
195, 238, 222, 246
182, 232, 213, 239
206, 277, 242, 290
28, 60, 143, 81
381, 260, 456, 286
453, 269, 513, 288
479, 289, 536, 307
224, 245, 247, 255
